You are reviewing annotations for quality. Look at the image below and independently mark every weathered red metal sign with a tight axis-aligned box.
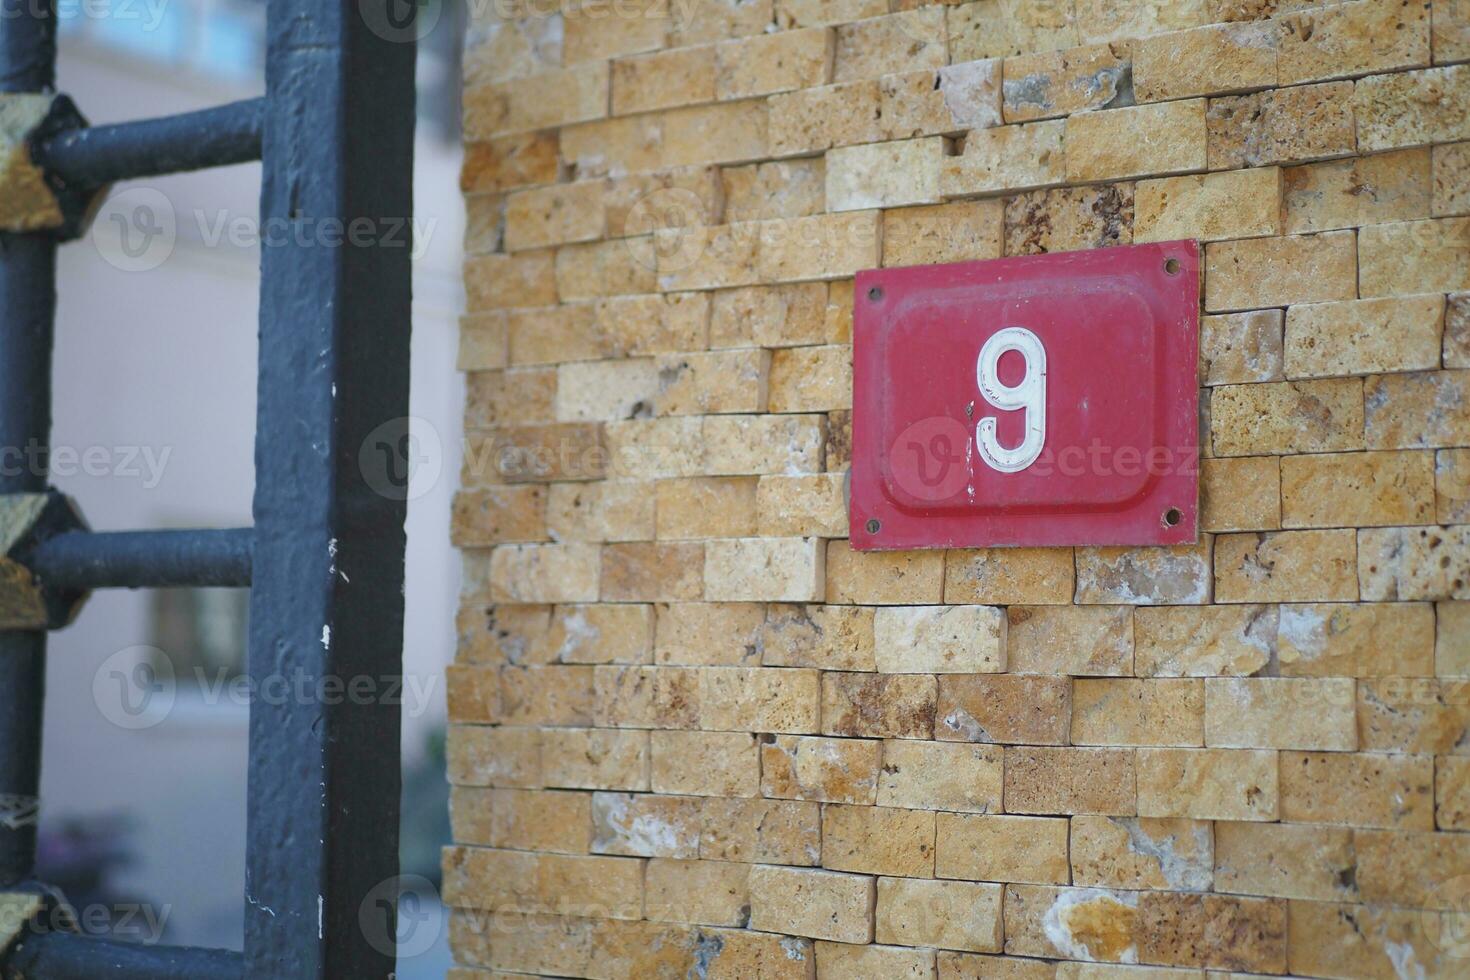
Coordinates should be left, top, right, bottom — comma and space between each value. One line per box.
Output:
850, 241, 1200, 550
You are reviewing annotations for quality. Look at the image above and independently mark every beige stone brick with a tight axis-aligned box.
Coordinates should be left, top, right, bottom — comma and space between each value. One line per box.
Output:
1286, 295, 1445, 380
1366, 370, 1470, 449
1005, 746, 1138, 816
463, 191, 504, 255
1277, 0, 1431, 87
1074, 0, 1213, 44
1075, 542, 1213, 605
768, 345, 851, 414
451, 486, 547, 546
1003, 183, 1135, 255
1435, 0, 1470, 62
442, 848, 643, 919
941, 120, 1066, 197
1357, 63, 1470, 151
554, 358, 660, 422
877, 878, 1003, 953
541, 728, 650, 791
461, 131, 560, 196
644, 858, 750, 926
761, 603, 876, 670
545, 604, 654, 666
823, 803, 935, 877
463, 63, 610, 138
945, 547, 1075, 605
658, 349, 771, 416
453, 787, 591, 853
948, 0, 1078, 60
1200, 310, 1284, 386
1001, 42, 1131, 124
555, 238, 659, 301
650, 221, 759, 293
463, 370, 559, 430
506, 305, 602, 366
673, 0, 773, 44
1069, 815, 1213, 891
1280, 450, 1436, 528
1072, 679, 1206, 747
703, 414, 826, 476
1443, 448, 1470, 524
1134, 21, 1278, 103
448, 724, 541, 788
827, 540, 945, 604
833, 8, 947, 82
775, 0, 885, 28
1214, 822, 1356, 903
457, 604, 553, 667
654, 477, 756, 540
936, 813, 1071, 884
1359, 525, 1470, 600
1359, 676, 1470, 754
1204, 677, 1357, 750
1434, 141, 1470, 216
1214, 528, 1358, 602
1357, 827, 1470, 908
465, 251, 558, 312
1064, 100, 1207, 182
710, 282, 830, 348
884, 200, 1004, 267
490, 543, 600, 602
606, 167, 724, 240
881, 65, 1001, 145
1202, 456, 1281, 532
458, 313, 509, 373
715, 27, 832, 101
562, 1, 669, 64
937, 675, 1071, 745
816, 942, 936, 979
699, 796, 822, 865
1006, 605, 1134, 676
653, 602, 763, 666
761, 733, 882, 804
822, 672, 937, 739
545, 480, 658, 543
1206, 81, 1357, 169
875, 605, 1006, 674
1283, 147, 1432, 233
759, 210, 882, 283
590, 791, 701, 857
755, 473, 846, 537
650, 730, 758, 797
704, 536, 824, 602
1135, 167, 1281, 244
505, 180, 607, 252
1205, 231, 1356, 312
1281, 749, 1434, 829
1287, 900, 1466, 980
748, 865, 875, 944
826, 138, 944, 212
1438, 755, 1470, 829
722, 159, 826, 224
999, 884, 1141, 965
1136, 747, 1278, 821
1439, 600, 1470, 674
1277, 601, 1435, 677
611, 45, 717, 115
879, 739, 1004, 813
1360, 217, 1470, 297
941, 951, 1057, 977
697, 665, 822, 733
769, 79, 883, 156
1209, 378, 1365, 455
600, 541, 703, 601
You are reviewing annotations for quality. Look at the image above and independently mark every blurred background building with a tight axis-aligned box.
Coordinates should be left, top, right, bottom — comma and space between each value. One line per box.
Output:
38, 1, 465, 973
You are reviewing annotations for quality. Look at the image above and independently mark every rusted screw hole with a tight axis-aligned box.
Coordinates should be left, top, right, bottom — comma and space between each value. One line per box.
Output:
867, 286, 884, 302
1164, 258, 1181, 275
1163, 507, 1182, 527
865, 518, 881, 534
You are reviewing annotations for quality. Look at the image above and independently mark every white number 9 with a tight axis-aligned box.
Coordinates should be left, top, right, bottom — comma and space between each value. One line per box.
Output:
975, 326, 1047, 473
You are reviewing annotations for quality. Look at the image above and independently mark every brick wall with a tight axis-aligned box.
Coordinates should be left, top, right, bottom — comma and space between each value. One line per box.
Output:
447, 0, 1470, 976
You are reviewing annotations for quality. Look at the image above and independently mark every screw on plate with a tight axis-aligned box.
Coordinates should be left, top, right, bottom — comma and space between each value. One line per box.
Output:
1163, 258, 1181, 275
1162, 507, 1182, 527
866, 285, 883, 302
865, 518, 881, 534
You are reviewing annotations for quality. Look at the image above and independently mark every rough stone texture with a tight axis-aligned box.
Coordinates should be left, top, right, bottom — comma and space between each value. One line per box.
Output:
1209, 378, 1365, 456
748, 865, 875, 943
1434, 140, 1470, 216
1356, 64, 1470, 152
1136, 748, 1279, 821
1064, 99, 1208, 181
878, 740, 1004, 814
1280, 450, 1436, 528
1282, 148, 1432, 233
1285, 294, 1445, 379
1199, 310, 1284, 386
1075, 542, 1213, 605
1005, 747, 1138, 815
1134, 167, 1281, 243
1201, 455, 1281, 533
874, 605, 1006, 673
1005, 605, 1134, 676
879, 61, 1004, 140
937, 674, 1072, 745
1001, 42, 1132, 124
883, 200, 1004, 267
1204, 230, 1357, 312
1069, 815, 1213, 891
1133, 21, 1277, 102
949, 0, 1079, 60
941, 120, 1066, 197
1214, 529, 1359, 603
936, 813, 1071, 885
1365, 370, 1470, 450
945, 547, 1076, 605
1003, 183, 1135, 255
876, 878, 1004, 953
1206, 81, 1357, 169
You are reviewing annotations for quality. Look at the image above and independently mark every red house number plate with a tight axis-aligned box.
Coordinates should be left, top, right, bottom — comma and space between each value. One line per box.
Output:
850, 241, 1200, 551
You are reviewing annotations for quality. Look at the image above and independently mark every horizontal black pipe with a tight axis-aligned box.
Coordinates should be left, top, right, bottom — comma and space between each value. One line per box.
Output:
30, 528, 253, 590
35, 98, 264, 190
3, 931, 243, 980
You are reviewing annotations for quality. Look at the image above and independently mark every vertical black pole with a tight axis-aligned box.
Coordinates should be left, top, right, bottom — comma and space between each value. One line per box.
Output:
0, 0, 57, 888
245, 0, 414, 976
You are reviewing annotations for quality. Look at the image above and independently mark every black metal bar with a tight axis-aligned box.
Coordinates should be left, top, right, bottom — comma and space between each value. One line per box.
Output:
244, 0, 415, 975
30, 529, 253, 591
4, 931, 243, 980
34, 98, 265, 191
0, 0, 57, 889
